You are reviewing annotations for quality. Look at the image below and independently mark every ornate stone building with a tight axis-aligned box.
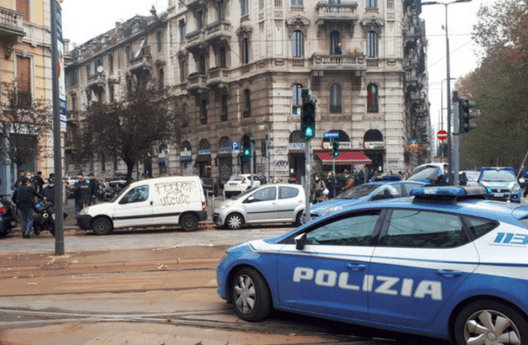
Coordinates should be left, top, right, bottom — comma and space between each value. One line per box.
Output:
65, 0, 429, 184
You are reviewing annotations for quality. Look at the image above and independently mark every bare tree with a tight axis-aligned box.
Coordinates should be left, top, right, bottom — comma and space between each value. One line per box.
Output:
0, 82, 51, 169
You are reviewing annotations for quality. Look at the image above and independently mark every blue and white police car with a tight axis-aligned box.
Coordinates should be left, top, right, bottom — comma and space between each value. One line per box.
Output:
216, 186, 528, 345
478, 167, 524, 203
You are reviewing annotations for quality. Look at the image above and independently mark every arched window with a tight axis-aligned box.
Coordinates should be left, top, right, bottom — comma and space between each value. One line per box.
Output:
292, 30, 304, 58
330, 31, 341, 55
243, 89, 251, 118
221, 95, 228, 122
366, 31, 378, 57
292, 84, 304, 110
242, 38, 250, 64
330, 83, 342, 113
201, 99, 208, 124
367, 84, 379, 113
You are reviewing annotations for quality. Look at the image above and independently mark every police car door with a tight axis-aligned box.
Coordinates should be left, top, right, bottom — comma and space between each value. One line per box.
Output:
369, 209, 479, 327
276, 209, 383, 321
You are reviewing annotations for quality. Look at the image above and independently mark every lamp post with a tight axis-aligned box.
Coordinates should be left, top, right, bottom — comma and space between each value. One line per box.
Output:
422, 0, 471, 184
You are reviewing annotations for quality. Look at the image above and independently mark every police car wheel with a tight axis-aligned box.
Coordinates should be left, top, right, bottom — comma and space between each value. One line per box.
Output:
453, 301, 528, 345
226, 213, 243, 230
231, 267, 271, 322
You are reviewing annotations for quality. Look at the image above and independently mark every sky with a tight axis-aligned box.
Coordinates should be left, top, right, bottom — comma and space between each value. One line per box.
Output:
61, 0, 496, 141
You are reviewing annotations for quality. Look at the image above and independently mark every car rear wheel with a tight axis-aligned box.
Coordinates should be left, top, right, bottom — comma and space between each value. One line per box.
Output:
294, 211, 303, 226
180, 213, 198, 231
453, 300, 528, 345
226, 213, 243, 230
92, 217, 113, 236
231, 267, 271, 322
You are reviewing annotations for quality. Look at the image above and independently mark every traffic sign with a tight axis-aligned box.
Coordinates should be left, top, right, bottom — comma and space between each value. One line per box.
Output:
437, 130, 448, 141
323, 132, 339, 138
231, 141, 240, 151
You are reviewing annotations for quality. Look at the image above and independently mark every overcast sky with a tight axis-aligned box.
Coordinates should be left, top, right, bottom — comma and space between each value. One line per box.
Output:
61, 0, 496, 140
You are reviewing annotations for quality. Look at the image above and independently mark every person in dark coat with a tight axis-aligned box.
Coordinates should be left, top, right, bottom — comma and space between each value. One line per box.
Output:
12, 177, 44, 238
33, 171, 45, 193
14, 170, 26, 188
326, 171, 336, 199
42, 178, 55, 205
88, 173, 99, 205
68, 173, 91, 217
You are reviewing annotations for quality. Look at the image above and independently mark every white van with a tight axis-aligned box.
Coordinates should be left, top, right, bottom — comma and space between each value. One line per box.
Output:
77, 176, 207, 235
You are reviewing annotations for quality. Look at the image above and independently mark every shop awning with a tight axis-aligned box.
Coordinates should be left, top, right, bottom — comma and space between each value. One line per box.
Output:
315, 151, 372, 165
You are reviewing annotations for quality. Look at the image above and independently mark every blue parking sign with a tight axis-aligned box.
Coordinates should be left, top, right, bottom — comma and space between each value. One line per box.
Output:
231, 141, 240, 151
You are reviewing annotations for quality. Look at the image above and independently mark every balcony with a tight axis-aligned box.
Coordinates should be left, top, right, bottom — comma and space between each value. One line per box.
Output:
187, 73, 207, 96
185, 0, 206, 11
0, 7, 25, 57
311, 54, 366, 72
205, 21, 231, 47
86, 72, 106, 89
128, 45, 152, 72
184, 29, 208, 56
316, 1, 359, 35
207, 67, 229, 91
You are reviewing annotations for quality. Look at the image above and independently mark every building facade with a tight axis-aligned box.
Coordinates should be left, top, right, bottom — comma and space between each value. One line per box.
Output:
0, 0, 53, 194
65, 0, 429, 185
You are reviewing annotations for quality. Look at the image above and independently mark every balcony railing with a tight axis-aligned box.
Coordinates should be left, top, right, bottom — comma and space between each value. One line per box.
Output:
205, 21, 231, 44
316, 1, 359, 21
187, 73, 207, 95
0, 7, 25, 37
311, 54, 366, 71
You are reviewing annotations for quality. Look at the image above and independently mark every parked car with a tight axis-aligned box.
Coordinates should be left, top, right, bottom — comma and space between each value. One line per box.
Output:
477, 167, 524, 203
0, 195, 17, 237
78, 176, 207, 235
201, 177, 220, 197
223, 174, 262, 198
216, 186, 528, 344
407, 163, 448, 185
303, 180, 426, 223
213, 183, 305, 229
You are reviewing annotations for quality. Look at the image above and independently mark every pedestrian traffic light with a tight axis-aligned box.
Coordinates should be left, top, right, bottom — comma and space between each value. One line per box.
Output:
243, 141, 252, 158
459, 99, 477, 133
301, 101, 315, 141
331, 139, 340, 157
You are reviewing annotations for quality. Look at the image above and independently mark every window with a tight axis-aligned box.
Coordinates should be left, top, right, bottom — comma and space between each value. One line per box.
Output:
249, 187, 276, 202
85, 64, 91, 79
157, 31, 163, 52
68, 70, 78, 87
370, 185, 400, 201
292, 30, 304, 58
16, 0, 29, 21
366, 31, 378, 57
465, 216, 499, 240
329, 0, 341, 3
367, 83, 379, 113
241, 0, 249, 16
243, 89, 251, 118
199, 54, 206, 74
220, 47, 227, 67
279, 187, 299, 199
179, 19, 186, 42
305, 211, 381, 246
158, 69, 164, 88
384, 210, 468, 248
330, 83, 342, 113
221, 95, 228, 122
387, 0, 394, 8
218, 0, 226, 20
200, 99, 207, 124
366, 0, 377, 8
108, 54, 114, 73
242, 38, 250, 64
120, 185, 149, 204
292, 0, 303, 7
197, 10, 205, 28
109, 85, 115, 102
292, 84, 303, 110
330, 31, 341, 55
16, 55, 31, 107
71, 95, 77, 112
180, 60, 187, 82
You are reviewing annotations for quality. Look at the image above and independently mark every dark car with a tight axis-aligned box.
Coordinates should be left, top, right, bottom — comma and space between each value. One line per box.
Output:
201, 177, 220, 197
0, 195, 17, 237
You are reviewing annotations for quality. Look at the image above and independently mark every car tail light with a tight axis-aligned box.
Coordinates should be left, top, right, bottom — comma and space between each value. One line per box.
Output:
241, 180, 246, 184
0, 207, 6, 213
202, 201, 206, 211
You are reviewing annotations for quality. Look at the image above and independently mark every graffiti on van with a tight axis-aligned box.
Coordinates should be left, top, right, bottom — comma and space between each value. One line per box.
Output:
154, 181, 196, 206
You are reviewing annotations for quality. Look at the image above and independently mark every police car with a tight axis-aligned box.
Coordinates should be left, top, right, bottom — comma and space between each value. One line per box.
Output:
216, 186, 528, 345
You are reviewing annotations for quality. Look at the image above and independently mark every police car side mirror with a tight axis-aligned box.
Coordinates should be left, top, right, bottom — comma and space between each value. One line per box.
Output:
295, 233, 306, 250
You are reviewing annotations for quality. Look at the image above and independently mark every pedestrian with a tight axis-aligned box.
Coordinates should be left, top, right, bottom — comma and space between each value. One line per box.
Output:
88, 173, 99, 205
312, 174, 326, 204
42, 177, 55, 205
11, 176, 45, 238
68, 173, 91, 217
14, 170, 26, 188
341, 170, 356, 192
33, 171, 45, 193
326, 171, 336, 198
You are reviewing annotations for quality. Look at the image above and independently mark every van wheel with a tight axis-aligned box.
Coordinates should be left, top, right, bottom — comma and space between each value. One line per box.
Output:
226, 213, 243, 230
92, 217, 113, 235
180, 214, 198, 231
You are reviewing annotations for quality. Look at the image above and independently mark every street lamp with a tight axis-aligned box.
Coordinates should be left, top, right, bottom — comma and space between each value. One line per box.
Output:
422, 0, 471, 184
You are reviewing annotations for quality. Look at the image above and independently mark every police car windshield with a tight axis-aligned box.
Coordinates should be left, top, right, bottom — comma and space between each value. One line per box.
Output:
407, 166, 441, 181
335, 184, 379, 199
480, 170, 516, 182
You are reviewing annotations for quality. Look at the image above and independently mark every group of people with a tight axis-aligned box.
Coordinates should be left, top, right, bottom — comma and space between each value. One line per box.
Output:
11, 170, 99, 238
311, 166, 376, 204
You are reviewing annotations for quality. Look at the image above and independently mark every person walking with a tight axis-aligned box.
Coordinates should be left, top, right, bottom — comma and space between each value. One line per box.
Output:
326, 171, 336, 199
88, 173, 99, 205
33, 171, 45, 193
312, 174, 326, 204
14, 170, 26, 188
12, 177, 44, 238
69, 173, 91, 217
341, 169, 356, 192
42, 177, 55, 205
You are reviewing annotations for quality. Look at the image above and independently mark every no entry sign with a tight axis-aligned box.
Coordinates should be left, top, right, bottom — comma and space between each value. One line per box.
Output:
437, 130, 448, 141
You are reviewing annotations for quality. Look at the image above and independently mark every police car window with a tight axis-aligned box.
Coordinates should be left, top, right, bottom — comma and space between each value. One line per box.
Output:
402, 182, 424, 195
371, 186, 400, 201
279, 187, 299, 199
305, 211, 381, 246
465, 216, 499, 239
385, 210, 467, 248
121, 185, 149, 204
251, 187, 276, 202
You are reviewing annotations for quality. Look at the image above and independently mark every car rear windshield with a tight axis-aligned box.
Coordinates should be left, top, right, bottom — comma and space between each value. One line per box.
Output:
480, 170, 516, 182
229, 176, 246, 181
335, 184, 380, 200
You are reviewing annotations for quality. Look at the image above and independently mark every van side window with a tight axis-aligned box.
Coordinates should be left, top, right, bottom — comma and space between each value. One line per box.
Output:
121, 185, 149, 204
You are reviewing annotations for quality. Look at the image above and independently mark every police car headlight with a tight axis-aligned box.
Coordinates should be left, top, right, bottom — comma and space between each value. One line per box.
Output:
510, 182, 521, 192
321, 206, 343, 216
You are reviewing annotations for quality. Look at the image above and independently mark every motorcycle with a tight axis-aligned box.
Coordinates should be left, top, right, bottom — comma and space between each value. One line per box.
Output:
0, 195, 17, 237
96, 181, 125, 202
32, 200, 68, 237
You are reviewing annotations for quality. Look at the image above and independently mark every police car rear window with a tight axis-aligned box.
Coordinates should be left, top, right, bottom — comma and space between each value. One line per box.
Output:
464, 216, 499, 240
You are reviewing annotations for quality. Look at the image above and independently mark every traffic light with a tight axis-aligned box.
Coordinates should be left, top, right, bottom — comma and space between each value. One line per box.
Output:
331, 139, 340, 157
459, 99, 477, 133
301, 101, 315, 141
243, 141, 252, 158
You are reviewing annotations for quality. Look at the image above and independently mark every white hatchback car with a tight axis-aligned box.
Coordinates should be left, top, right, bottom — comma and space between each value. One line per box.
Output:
213, 183, 305, 229
223, 174, 261, 198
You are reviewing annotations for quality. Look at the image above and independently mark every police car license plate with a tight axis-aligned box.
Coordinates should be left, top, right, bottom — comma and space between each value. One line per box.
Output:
494, 193, 504, 197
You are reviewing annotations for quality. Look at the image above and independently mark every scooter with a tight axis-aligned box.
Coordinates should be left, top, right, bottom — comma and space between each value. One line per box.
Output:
96, 181, 124, 202
32, 200, 68, 237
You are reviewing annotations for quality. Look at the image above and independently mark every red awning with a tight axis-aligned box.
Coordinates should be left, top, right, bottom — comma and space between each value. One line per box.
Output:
315, 151, 372, 165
